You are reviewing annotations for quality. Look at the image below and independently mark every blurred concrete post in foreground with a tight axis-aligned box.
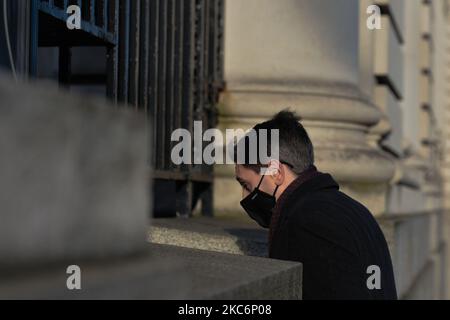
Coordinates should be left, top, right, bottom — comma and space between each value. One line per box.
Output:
0, 73, 150, 268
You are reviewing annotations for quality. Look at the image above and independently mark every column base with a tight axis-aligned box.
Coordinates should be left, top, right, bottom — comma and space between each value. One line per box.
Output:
214, 81, 396, 216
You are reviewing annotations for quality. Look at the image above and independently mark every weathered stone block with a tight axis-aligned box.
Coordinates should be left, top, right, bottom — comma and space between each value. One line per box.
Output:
0, 244, 302, 300
0, 73, 150, 270
149, 217, 268, 257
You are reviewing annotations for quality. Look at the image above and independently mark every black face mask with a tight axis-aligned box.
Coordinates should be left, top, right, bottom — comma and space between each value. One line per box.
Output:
240, 175, 279, 228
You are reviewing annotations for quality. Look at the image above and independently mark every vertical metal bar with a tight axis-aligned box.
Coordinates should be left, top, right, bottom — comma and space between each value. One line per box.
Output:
192, 0, 205, 134
128, 0, 140, 107
172, 0, 184, 172
217, 0, 225, 87
182, 0, 195, 139
103, 0, 107, 31
29, 0, 39, 78
164, 0, 175, 170
210, 0, 221, 109
90, 0, 95, 25
106, 0, 118, 103
156, 0, 167, 169
181, 0, 195, 190
16, 0, 31, 80
81, 0, 90, 21
117, 0, 130, 103
203, 0, 210, 114
208, 0, 217, 98
138, 0, 150, 112
148, 0, 160, 169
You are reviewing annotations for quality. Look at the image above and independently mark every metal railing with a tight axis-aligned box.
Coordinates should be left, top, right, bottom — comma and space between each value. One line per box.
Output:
37, 0, 118, 44
30, 0, 225, 217
115, 0, 224, 217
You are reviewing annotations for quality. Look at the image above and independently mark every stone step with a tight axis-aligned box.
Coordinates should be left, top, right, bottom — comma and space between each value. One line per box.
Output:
149, 217, 269, 257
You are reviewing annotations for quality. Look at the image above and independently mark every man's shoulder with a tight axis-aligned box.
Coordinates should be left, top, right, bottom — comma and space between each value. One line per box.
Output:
285, 188, 379, 249
291, 186, 373, 219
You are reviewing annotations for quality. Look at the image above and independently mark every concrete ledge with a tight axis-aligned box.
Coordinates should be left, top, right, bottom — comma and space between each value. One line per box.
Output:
0, 243, 302, 300
149, 218, 269, 257
149, 243, 302, 299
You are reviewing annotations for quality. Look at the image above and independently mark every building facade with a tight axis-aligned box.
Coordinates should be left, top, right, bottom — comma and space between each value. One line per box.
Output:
215, 0, 449, 299
1, 0, 449, 299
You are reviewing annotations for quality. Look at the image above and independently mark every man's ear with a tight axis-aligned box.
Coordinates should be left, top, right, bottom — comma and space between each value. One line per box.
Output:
266, 159, 284, 186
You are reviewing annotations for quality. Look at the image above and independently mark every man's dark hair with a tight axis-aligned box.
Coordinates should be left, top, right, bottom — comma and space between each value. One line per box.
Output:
234, 110, 315, 175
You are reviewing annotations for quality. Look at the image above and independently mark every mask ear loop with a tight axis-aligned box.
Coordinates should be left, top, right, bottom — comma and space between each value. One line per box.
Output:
257, 174, 280, 196
273, 185, 280, 197
256, 175, 265, 190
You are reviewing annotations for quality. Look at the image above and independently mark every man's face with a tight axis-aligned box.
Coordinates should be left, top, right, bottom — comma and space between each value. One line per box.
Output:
235, 165, 276, 199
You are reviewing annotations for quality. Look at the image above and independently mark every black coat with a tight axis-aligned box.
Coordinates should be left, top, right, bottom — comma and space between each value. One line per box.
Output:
269, 173, 398, 300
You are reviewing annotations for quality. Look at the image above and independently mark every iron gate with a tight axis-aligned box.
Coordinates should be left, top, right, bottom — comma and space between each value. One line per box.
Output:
29, 0, 224, 217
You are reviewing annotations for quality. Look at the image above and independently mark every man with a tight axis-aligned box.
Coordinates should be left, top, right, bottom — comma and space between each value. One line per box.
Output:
234, 110, 397, 300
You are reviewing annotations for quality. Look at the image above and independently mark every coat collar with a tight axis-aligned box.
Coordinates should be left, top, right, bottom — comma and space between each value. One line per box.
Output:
268, 167, 339, 253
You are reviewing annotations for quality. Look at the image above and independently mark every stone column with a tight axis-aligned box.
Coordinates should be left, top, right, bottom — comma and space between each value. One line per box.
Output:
215, 0, 395, 217
440, 0, 450, 204
441, 1, 450, 300
445, 21, 450, 210
445, 39, 450, 209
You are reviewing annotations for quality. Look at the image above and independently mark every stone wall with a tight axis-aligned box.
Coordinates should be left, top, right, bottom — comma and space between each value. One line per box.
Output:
378, 211, 446, 299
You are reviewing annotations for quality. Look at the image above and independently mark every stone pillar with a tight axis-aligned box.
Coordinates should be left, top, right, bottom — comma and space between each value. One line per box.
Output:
215, 0, 395, 217
441, 1, 450, 300
444, 21, 450, 210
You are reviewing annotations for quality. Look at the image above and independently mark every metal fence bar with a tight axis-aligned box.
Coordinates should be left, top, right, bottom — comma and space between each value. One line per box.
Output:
103, 0, 108, 32
117, 0, 130, 103
156, 0, 168, 169
106, 0, 118, 102
29, 0, 39, 77
90, 0, 95, 25
164, 0, 176, 171
148, 0, 160, 169
128, 0, 140, 108
173, 0, 184, 165
138, 0, 150, 112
